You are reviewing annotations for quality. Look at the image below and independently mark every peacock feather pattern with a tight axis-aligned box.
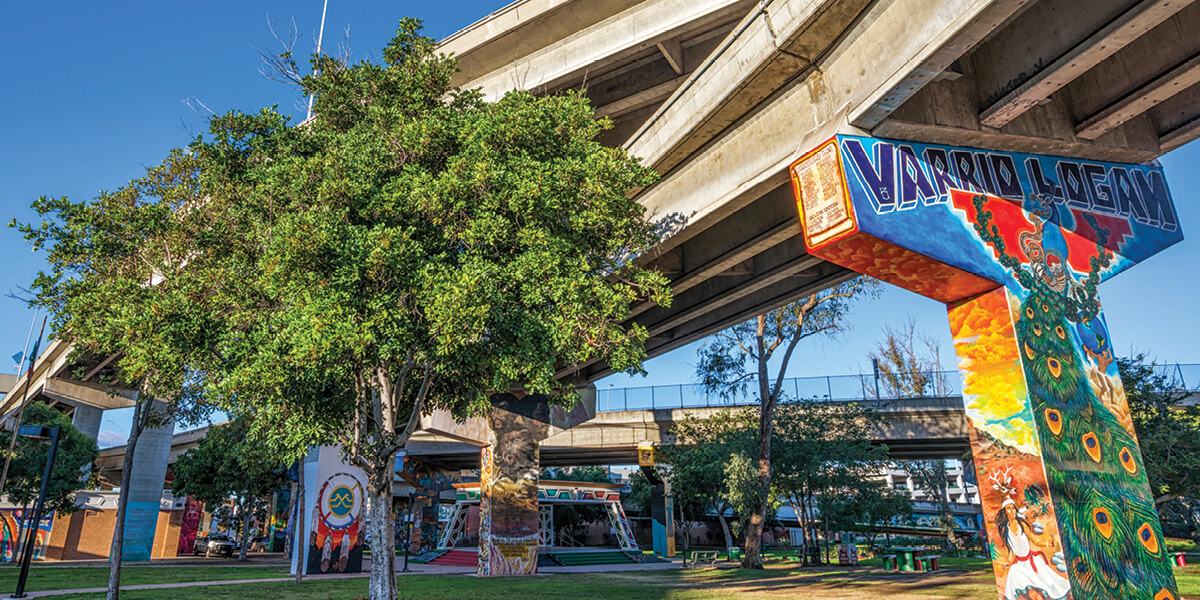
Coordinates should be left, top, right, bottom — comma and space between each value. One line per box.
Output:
972, 194, 1178, 600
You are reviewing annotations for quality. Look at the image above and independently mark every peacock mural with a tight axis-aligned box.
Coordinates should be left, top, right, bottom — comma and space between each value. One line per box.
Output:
970, 193, 1178, 600
788, 135, 1185, 600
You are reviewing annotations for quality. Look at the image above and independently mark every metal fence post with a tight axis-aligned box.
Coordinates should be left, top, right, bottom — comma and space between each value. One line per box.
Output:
826, 376, 833, 401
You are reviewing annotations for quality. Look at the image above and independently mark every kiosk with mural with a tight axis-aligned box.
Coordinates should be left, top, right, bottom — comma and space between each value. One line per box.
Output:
291, 445, 368, 575
790, 135, 1181, 600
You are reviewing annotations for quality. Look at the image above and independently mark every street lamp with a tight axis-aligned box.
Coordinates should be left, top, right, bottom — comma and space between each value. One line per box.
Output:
9, 425, 60, 599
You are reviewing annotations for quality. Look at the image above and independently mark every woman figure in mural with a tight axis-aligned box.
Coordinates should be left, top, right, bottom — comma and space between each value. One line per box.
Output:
996, 498, 1070, 600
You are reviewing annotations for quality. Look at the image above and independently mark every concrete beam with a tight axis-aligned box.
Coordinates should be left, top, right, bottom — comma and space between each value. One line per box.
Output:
441, 0, 642, 86
1160, 115, 1200, 151
646, 253, 823, 337
460, 0, 754, 100
656, 37, 685, 75
595, 76, 686, 119
1077, 54, 1200, 139
851, 0, 1036, 129
980, 0, 1193, 128
626, 0, 872, 176
873, 118, 1162, 164
632, 0, 1009, 258
42, 378, 138, 411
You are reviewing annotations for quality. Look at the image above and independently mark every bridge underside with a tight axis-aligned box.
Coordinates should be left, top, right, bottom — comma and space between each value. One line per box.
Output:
443, 0, 1200, 382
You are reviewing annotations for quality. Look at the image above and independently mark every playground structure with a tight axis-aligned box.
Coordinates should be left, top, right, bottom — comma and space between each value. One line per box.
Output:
437, 480, 639, 552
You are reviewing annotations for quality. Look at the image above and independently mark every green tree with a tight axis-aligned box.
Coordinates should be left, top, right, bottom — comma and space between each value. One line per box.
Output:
772, 400, 890, 564
180, 20, 665, 599
13, 142, 217, 600
0, 402, 99, 516
694, 278, 878, 568
1119, 354, 1199, 506
171, 418, 290, 560
905, 459, 958, 548
662, 407, 758, 558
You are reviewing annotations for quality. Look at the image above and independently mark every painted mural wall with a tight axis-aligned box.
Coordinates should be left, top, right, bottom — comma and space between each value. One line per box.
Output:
791, 135, 1182, 600
175, 498, 203, 556
295, 445, 367, 575
0, 510, 53, 562
477, 395, 548, 576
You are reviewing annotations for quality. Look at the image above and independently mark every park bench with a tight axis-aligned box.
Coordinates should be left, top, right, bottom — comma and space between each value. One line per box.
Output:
916, 556, 941, 571
692, 551, 720, 567
880, 555, 898, 570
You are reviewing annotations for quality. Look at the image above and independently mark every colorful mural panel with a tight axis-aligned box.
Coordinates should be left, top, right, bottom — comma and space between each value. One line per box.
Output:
0, 510, 53, 562
477, 396, 547, 576
300, 446, 367, 575
176, 498, 204, 556
791, 135, 1182, 600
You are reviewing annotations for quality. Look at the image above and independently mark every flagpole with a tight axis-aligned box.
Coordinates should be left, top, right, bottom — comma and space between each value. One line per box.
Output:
14, 309, 37, 374
305, 0, 330, 120
0, 316, 48, 497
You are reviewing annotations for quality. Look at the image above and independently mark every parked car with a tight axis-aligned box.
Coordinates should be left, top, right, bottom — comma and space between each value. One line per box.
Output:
193, 534, 236, 558
247, 536, 271, 553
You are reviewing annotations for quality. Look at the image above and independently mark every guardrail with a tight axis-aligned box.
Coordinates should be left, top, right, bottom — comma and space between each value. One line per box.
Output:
596, 363, 1200, 412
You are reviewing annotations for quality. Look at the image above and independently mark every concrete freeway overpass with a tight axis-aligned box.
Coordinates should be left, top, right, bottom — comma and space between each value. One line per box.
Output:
9, 0, 1200, 417
442, 0, 1200, 381
92, 396, 970, 485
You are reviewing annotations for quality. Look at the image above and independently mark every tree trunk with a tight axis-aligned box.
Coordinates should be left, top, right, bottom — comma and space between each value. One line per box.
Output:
294, 456, 305, 585
823, 508, 831, 565
107, 398, 147, 600
238, 496, 252, 561
742, 344, 776, 570
367, 459, 397, 600
677, 505, 691, 567
717, 512, 734, 553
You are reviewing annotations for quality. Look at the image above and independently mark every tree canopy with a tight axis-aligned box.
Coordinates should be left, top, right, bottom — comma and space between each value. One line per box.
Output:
0, 402, 98, 515
18, 19, 669, 600
1119, 354, 1199, 507
171, 417, 290, 560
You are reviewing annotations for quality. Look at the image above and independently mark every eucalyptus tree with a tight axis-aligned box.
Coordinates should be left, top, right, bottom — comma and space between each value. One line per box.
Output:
695, 277, 878, 568
13, 148, 219, 600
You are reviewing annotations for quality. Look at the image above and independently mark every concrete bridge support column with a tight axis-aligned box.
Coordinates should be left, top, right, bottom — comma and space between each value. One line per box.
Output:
120, 399, 174, 561
70, 404, 102, 442
789, 137, 1181, 599
477, 393, 550, 576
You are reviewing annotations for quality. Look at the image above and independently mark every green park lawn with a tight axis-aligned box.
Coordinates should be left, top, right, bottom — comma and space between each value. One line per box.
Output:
1, 557, 1197, 599
0, 564, 290, 593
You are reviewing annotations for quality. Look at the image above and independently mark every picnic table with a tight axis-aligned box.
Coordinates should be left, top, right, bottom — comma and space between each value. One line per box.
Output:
889, 547, 925, 572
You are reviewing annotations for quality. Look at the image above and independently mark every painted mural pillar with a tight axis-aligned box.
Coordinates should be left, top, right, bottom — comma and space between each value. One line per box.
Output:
638, 444, 675, 557
120, 398, 174, 561
789, 135, 1181, 600
477, 393, 550, 576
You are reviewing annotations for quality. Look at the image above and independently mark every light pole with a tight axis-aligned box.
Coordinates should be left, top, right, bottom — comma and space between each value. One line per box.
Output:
10, 425, 60, 599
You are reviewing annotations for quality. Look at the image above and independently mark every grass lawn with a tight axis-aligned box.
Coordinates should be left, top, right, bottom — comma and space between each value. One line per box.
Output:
0, 565, 290, 593
3, 559, 1197, 599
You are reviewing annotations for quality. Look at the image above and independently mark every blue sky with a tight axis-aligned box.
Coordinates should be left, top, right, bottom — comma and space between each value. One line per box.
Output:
2, 1, 1198, 447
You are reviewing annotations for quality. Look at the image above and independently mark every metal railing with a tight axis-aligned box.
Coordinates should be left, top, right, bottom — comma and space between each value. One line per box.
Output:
595, 363, 1200, 412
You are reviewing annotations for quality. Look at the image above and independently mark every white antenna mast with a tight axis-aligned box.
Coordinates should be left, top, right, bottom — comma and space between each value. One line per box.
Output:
306, 0, 330, 120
